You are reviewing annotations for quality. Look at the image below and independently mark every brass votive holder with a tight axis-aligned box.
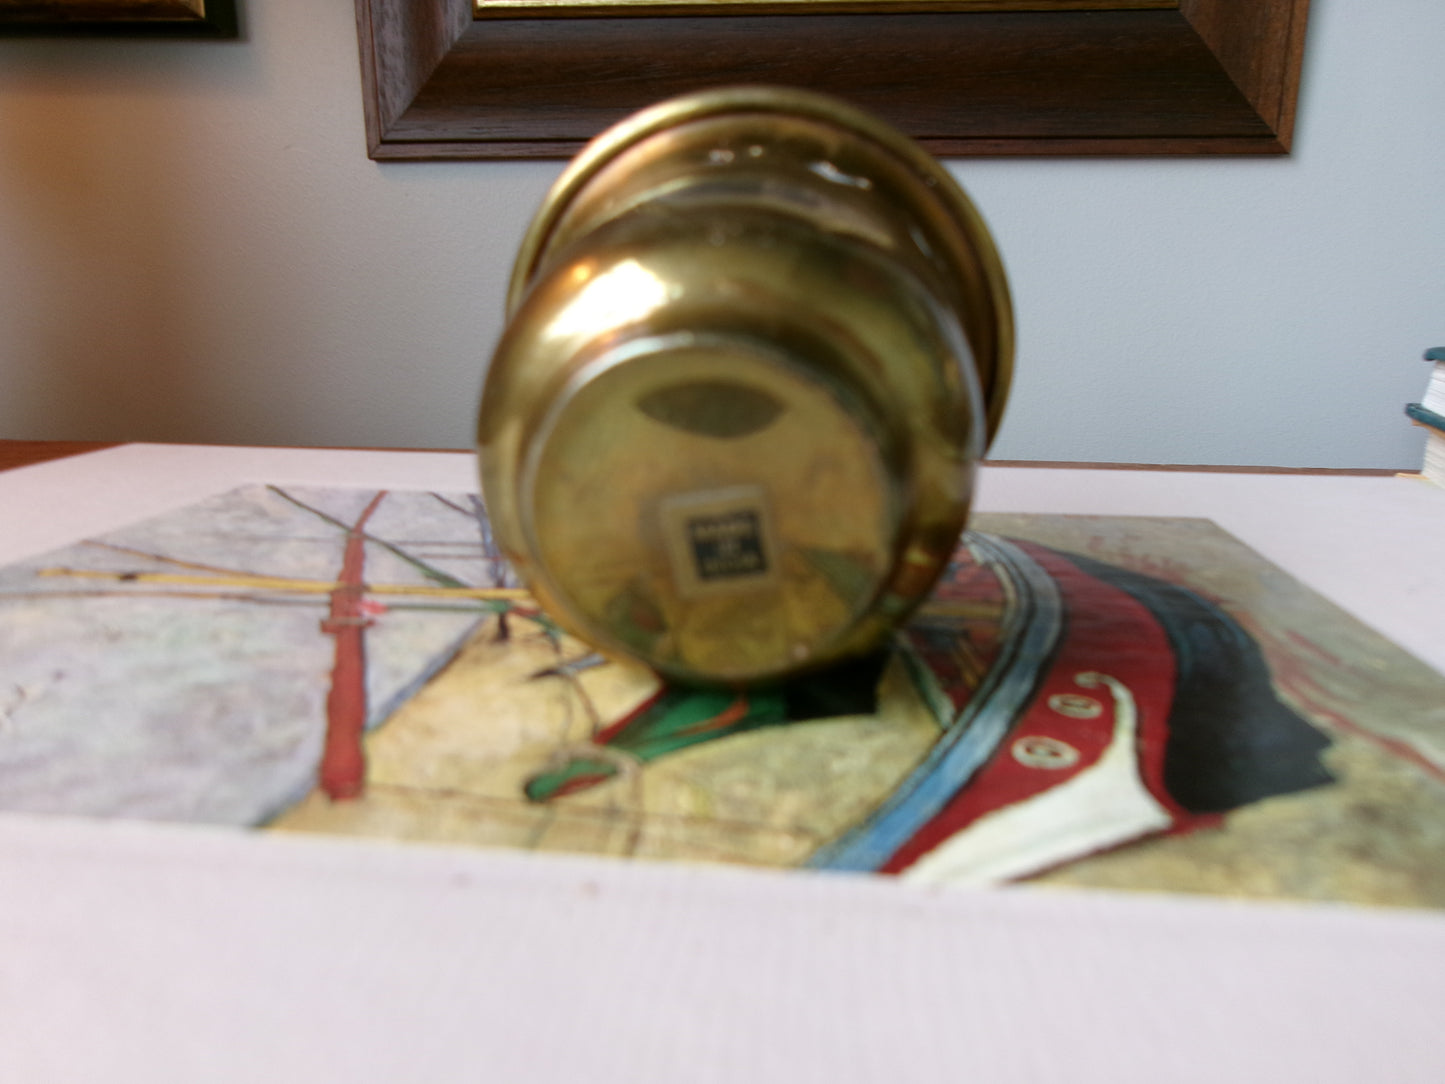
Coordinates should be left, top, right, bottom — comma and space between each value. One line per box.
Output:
479, 86, 1013, 685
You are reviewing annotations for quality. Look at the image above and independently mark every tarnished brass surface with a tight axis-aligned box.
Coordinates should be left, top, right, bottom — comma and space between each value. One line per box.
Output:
479, 87, 1013, 685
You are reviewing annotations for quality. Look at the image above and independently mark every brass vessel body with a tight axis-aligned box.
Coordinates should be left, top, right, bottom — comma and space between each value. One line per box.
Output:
479, 87, 1013, 686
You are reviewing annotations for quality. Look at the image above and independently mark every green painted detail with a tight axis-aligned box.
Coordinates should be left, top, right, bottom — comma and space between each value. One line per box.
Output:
523, 685, 789, 802
523, 757, 620, 802
616, 687, 787, 762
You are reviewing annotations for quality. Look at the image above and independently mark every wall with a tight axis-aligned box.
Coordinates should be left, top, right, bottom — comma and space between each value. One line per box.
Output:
0, 1, 1441, 467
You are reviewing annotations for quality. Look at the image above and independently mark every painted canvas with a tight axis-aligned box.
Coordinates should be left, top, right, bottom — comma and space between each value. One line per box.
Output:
1, 485, 1442, 907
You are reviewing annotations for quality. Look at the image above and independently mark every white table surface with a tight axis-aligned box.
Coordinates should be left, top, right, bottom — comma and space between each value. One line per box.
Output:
2, 445, 1443, 1083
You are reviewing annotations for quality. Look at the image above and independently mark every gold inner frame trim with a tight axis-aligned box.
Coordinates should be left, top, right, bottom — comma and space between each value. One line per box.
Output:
0, 1, 207, 20
474, 0, 1173, 18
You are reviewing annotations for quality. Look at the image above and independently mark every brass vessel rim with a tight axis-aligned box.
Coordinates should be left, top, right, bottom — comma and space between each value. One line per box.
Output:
506, 85, 1015, 448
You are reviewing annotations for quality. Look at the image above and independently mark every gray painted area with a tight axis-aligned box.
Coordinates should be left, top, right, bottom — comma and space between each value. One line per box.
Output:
0, 485, 487, 825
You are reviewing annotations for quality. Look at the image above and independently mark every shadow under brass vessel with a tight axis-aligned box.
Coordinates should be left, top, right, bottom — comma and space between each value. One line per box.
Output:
479, 87, 1013, 686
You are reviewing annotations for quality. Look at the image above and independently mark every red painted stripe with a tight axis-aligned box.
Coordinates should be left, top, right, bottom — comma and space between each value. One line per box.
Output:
593, 689, 667, 746
881, 543, 1187, 874
676, 696, 749, 737
318, 491, 387, 801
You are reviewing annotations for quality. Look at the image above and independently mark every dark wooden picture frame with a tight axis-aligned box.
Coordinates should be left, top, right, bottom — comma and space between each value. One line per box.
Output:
355, 0, 1309, 161
0, 0, 238, 37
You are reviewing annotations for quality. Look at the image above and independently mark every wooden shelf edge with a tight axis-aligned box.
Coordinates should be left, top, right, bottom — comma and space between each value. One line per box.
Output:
0, 441, 122, 473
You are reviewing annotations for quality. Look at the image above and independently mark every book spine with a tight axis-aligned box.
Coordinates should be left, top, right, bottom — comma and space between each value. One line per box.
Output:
1425, 362, 1445, 414
1424, 428, 1445, 487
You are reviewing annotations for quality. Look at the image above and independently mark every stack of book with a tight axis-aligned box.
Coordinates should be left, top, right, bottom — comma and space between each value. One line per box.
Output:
1406, 347, 1445, 487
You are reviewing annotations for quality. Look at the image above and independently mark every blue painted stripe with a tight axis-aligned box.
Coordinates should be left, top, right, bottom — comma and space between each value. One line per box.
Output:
805, 535, 1063, 872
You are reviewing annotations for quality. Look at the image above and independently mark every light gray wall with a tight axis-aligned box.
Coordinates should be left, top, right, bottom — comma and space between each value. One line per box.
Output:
1, 1, 1441, 467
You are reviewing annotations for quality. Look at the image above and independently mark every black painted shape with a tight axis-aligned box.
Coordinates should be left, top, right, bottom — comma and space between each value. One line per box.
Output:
776, 649, 891, 723
1050, 550, 1334, 814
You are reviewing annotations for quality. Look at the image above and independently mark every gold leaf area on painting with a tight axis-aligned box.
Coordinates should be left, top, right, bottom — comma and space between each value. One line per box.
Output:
473, 0, 1172, 19
0, 1, 207, 20
479, 87, 1014, 686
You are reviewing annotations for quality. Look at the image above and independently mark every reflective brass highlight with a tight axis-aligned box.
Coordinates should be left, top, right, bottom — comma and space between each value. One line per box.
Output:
479, 87, 1013, 685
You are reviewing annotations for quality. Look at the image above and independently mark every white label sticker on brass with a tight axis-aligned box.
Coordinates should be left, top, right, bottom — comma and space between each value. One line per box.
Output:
660, 485, 778, 597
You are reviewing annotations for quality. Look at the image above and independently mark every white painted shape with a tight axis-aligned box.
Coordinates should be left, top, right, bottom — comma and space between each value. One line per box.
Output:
904, 672, 1174, 885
